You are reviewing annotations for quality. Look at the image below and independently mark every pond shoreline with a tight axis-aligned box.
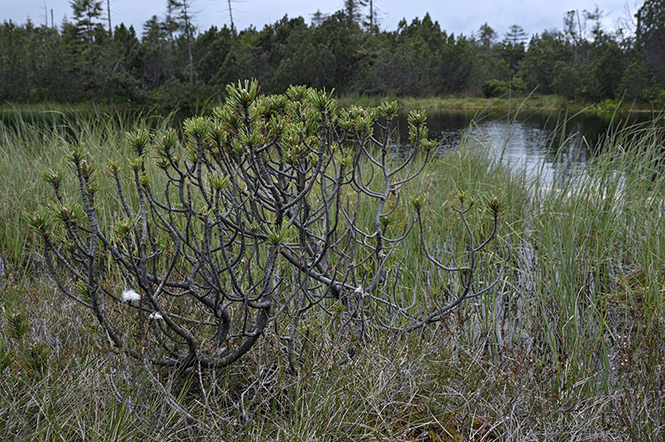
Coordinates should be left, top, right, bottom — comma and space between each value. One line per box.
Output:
337, 94, 660, 115
2, 94, 661, 118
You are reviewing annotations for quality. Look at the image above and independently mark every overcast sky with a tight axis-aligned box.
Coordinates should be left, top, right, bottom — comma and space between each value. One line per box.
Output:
2, 0, 639, 38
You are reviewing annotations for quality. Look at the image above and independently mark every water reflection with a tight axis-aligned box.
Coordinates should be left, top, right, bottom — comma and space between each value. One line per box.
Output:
407, 109, 650, 186
464, 119, 589, 186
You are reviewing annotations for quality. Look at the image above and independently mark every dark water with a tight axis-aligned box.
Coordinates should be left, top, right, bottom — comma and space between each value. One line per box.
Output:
397, 109, 654, 185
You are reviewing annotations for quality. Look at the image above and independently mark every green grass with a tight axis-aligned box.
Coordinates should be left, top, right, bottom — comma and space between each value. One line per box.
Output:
1, 108, 664, 440
0, 107, 179, 267
338, 93, 655, 115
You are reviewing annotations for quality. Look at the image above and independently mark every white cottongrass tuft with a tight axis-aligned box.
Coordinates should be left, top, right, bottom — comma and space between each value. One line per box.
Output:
149, 312, 163, 320
121, 289, 141, 303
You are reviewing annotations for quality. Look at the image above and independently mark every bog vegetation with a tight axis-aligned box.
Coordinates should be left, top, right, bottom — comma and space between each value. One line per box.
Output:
0, 79, 664, 439
2, 1, 665, 440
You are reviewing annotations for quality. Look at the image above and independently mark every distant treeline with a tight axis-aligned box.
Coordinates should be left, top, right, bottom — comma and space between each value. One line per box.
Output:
1, 0, 664, 105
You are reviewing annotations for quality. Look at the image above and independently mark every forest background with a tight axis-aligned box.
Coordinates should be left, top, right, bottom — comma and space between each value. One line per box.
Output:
1, 0, 665, 108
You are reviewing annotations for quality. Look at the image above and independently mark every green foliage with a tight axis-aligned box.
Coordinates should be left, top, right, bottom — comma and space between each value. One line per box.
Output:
521, 31, 572, 93
5, 310, 30, 341
69, 0, 105, 45
650, 89, 665, 108
481, 79, 526, 98
23, 341, 51, 377
618, 56, 656, 101
126, 128, 150, 156
0, 3, 661, 105
498, 24, 528, 74
552, 61, 582, 99
0, 341, 13, 373
583, 43, 625, 100
636, 0, 665, 71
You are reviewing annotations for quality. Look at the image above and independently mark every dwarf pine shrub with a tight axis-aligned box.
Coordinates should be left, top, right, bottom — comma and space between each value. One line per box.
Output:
33, 80, 504, 371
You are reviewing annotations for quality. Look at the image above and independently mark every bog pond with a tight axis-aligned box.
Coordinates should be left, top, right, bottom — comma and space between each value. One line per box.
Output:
394, 108, 656, 186
1, 106, 657, 186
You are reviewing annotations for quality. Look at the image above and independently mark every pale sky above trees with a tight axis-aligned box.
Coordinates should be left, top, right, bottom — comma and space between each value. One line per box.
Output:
3, 0, 636, 38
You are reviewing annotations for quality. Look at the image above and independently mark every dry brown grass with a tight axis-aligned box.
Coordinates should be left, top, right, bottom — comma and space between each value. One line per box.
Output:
2, 272, 663, 441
